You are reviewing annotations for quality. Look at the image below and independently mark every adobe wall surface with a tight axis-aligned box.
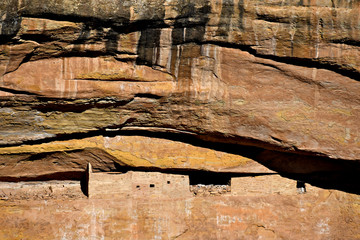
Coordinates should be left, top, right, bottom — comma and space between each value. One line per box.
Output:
88, 172, 131, 198
130, 171, 191, 198
88, 170, 191, 199
231, 174, 321, 196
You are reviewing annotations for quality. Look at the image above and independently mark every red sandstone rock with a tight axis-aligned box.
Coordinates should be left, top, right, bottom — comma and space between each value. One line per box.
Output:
0, 174, 359, 239
0, 0, 359, 162
0, 1, 360, 238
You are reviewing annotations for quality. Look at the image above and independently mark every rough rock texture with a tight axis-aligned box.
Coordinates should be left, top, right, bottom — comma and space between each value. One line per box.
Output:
0, 0, 360, 238
0, 135, 272, 181
0, 0, 359, 185
0, 175, 360, 239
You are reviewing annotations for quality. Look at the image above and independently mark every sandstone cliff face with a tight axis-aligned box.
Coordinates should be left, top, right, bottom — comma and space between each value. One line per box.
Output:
1, 188, 360, 240
1, 174, 360, 239
0, 0, 360, 238
0, 0, 359, 179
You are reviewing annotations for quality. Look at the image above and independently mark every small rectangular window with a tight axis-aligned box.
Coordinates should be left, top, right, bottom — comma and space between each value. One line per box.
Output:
167, 181, 171, 184
150, 184, 155, 188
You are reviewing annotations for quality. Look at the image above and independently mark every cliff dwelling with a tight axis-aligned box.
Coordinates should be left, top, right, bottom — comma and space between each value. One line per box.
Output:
85, 163, 193, 198
0, 162, 314, 201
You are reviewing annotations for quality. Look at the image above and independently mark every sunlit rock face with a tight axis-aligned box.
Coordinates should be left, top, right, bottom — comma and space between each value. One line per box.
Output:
1, 0, 359, 160
1, 174, 360, 239
0, 0, 360, 238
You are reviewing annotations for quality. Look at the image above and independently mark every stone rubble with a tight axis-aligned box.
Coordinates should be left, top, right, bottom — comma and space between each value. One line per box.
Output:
190, 184, 231, 196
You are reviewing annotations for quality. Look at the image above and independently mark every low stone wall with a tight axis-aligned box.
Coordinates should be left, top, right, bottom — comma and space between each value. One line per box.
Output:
231, 174, 320, 196
0, 181, 84, 200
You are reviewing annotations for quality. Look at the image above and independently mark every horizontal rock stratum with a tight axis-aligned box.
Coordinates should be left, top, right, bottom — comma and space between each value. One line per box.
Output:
0, 0, 359, 186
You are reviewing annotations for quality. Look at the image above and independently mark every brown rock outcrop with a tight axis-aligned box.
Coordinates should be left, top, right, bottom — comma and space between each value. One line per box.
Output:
0, 0, 359, 188
0, 1, 360, 237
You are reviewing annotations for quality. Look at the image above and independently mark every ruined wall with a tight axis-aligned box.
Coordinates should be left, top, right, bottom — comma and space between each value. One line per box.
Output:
88, 170, 191, 199
0, 180, 84, 200
231, 174, 314, 196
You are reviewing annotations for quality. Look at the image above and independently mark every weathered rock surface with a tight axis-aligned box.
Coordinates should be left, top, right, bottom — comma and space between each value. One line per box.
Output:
0, 135, 273, 181
0, 174, 359, 239
0, 0, 360, 238
0, 0, 359, 175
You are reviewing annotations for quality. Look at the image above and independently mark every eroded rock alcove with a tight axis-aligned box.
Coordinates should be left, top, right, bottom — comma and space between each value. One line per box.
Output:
0, 0, 359, 239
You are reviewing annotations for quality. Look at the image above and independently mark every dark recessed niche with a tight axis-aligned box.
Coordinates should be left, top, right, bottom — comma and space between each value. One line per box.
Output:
136, 185, 140, 189
167, 181, 171, 184
296, 181, 306, 194
150, 184, 155, 188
